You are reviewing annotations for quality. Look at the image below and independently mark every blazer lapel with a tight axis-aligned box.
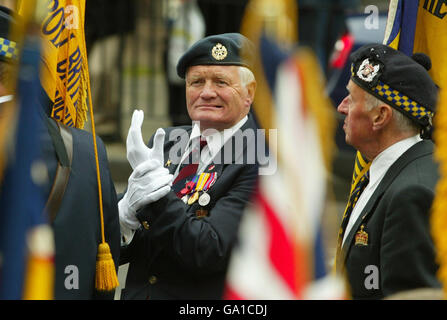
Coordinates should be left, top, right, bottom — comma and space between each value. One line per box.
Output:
341, 193, 383, 256
341, 140, 434, 260
164, 149, 178, 175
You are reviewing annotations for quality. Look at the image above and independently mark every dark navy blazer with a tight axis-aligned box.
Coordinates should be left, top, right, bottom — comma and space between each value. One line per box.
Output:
120, 115, 260, 299
341, 140, 441, 299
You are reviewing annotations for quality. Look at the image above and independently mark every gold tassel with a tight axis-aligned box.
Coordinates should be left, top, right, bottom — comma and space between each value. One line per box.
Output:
95, 242, 119, 291
69, 0, 119, 291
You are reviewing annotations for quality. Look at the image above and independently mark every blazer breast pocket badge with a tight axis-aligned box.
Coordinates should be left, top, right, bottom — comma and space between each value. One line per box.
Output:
355, 225, 368, 246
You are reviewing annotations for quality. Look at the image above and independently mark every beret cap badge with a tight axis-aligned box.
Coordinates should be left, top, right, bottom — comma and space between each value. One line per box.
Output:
176, 33, 254, 78
357, 58, 380, 83
211, 43, 227, 61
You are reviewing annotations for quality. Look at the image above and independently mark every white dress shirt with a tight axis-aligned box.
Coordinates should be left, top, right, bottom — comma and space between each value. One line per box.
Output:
342, 134, 422, 246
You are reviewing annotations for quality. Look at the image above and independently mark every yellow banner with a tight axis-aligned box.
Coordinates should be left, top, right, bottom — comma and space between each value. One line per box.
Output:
38, 0, 89, 128
413, 1, 447, 87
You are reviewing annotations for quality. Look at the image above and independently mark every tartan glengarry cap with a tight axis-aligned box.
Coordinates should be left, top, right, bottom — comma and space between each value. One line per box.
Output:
176, 33, 254, 79
0, 6, 19, 61
350, 44, 438, 138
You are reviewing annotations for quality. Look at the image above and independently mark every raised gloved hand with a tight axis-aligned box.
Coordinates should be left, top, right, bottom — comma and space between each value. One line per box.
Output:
126, 109, 166, 169
118, 159, 173, 230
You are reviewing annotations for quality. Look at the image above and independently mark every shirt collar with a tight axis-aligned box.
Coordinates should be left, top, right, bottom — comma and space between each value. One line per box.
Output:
190, 115, 248, 159
369, 134, 422, 186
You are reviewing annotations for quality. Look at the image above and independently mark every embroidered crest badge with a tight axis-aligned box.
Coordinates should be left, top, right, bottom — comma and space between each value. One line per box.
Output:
211, 43, 227, 61
357, 58, 380, 83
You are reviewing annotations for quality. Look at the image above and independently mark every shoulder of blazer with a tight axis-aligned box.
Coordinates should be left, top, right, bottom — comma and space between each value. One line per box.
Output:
70, 127, 109, 162
356, 140, 434, 215
375, 140, 435, 194
238, 113, 260, 132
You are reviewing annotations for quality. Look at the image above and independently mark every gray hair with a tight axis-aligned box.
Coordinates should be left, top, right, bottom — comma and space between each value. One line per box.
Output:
365, 92, 419, 134
238, 66, 255, 88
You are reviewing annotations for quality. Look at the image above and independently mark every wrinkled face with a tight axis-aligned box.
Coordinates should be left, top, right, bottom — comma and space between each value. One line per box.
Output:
185, 65, 254, 131
337, 80, 375, 150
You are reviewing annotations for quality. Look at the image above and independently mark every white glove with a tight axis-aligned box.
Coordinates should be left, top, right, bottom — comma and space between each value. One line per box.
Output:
119, 159, 173, 230
126, 109, 166, 169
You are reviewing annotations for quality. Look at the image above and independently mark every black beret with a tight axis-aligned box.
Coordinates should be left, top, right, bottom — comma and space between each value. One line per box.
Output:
0, 6, 18, 61
176, 33, 254, 79
350, 44, 438, 138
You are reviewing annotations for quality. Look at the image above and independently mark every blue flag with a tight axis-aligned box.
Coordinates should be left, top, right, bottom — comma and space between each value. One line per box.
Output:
384, 0, 419, 55
0, 30, 47, 300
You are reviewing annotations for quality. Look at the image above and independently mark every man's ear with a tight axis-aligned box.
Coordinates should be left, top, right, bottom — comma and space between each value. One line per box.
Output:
245, 80, 257, 107
372, 104, 393, 130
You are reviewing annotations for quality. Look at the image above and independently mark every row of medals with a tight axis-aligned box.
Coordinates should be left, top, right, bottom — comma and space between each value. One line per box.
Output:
180, 172, 217, 206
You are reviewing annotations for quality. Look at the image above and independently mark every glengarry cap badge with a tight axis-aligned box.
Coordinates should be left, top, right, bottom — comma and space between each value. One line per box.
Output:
211, 43, 227, 61
357, 58, 380, 83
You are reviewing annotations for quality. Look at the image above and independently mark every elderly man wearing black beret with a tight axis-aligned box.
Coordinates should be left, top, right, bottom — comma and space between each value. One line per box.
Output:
118, 33, 260, 299
335, 44, 441, 299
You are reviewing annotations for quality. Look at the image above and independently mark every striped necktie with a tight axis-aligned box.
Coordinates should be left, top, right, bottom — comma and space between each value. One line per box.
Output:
172, 137, 207, 197
334, 154, 371, 272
